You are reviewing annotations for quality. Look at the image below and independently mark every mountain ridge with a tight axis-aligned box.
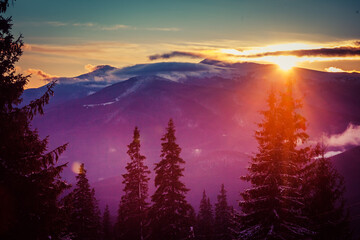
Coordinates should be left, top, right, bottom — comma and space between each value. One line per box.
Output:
22, 61, 360, 221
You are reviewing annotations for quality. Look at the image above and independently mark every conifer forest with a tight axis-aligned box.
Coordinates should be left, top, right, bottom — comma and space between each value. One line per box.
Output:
1, 0, 360, 239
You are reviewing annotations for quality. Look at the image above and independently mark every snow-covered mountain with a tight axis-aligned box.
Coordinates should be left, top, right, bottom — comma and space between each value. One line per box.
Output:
23, 61, 360, 213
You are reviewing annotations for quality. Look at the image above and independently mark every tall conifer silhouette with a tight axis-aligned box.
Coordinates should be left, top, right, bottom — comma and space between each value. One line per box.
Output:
102, 205, 113, 240
215, 184, 232, 240
117, 127, 150, 240
0, 0, 69, 238
66, 163, 101, 240
236, 82, 313, 239
197, 190, 214, 240
149, 119, 193, 240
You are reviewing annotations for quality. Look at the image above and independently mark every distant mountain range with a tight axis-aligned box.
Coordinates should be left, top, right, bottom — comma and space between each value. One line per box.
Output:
23, 60, 360, 216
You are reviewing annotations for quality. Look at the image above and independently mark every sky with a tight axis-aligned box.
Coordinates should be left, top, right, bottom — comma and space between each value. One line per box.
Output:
5, 0, 360, 88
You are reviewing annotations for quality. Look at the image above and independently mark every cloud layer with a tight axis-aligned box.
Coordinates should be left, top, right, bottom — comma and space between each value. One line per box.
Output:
25, 68, 58, 80
149, 51, 205, 60
325, 66, 360, 73
325, 124, 360, 147
148, 41, 360, 61
40, 21, 180, 32
244, 46, 360, 58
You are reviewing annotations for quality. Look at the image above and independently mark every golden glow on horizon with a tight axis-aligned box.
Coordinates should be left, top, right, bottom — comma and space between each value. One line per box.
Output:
218, 43, 320, 68
220, 48, 242, 55
241, 42, 321, 56
20, 40, 360, 88
217, 42, 360, 70
267, 56, 298, 71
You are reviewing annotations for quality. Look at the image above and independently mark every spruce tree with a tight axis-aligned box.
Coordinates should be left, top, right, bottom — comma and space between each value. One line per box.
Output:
215, 184, 231, 240
196, 190, 214, 240
0, 1, 69, 239
117, 126, 150, 240
149, 119, 194, 240
236, 83, 313, 240
66, 163, 101, 240
304, 149, 350, 240
102, 205, 113, 240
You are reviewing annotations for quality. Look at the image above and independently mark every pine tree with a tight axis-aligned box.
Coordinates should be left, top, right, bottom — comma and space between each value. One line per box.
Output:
66, 163, 101, 240
188, 207, 197, 239
236, 83, 313, 240
0, 1, 69, 239
116, 126, 150, 240
215, 184, 231, 240
102, 205, 113, 240
196, 190, 214, 240
304, 149, 350, 240
149, 119, 194, 240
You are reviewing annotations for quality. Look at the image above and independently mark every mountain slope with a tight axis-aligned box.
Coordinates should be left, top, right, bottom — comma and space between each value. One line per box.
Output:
23, 61, 360, 219
331, 146, 360, 238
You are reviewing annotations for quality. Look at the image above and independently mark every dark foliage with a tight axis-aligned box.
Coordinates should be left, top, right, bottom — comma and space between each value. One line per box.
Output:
236, 82, 313, 240
304, 148, 351, 240
0, 0, 69, 238
149, 119, 194, 240
102, 205, 113, 240
196, 190, 214, 240
214, 184, 232, 240
64, 163, 101, 240
116, 127, 150, 240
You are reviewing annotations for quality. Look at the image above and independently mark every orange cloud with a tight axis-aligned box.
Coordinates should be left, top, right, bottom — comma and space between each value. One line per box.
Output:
84, 64, 97, 72
84, 64, 113, 73
25, 68, 59, 80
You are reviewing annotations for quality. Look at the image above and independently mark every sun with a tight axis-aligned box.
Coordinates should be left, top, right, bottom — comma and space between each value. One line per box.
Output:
269, 56, 298, 71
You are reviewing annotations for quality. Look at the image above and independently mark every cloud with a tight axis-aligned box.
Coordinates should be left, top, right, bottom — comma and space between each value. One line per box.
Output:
24, 68, 59, 88
41, 21, 133, 30
24, 42, 141, 62
324, 151, 344, 158
84, 64, 99, 72
72, 22, 95, 27
84, 64, 114, 73
147, 42, 360, 65
101, 25, 180, 31
241, 46, 360, 58
325, 66, 360, 73
325, 67, 346, 72
45, 21, 67, 27
148, 51, 205, 60
25, 68, 58, 80
146, 27, 181, 32
325, 124, 360, 147
41, 21, 180, 32
101, 24, 134, 31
